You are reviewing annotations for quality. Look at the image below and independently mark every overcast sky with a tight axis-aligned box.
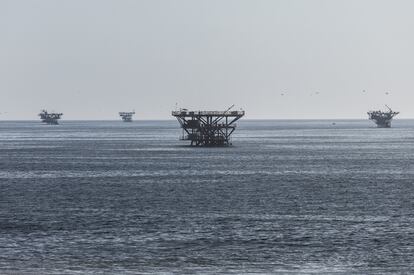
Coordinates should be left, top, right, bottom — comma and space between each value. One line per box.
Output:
1, 0, 413, 120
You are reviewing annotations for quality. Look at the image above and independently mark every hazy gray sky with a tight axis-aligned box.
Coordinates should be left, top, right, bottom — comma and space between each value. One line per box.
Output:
1, 0, 413, 119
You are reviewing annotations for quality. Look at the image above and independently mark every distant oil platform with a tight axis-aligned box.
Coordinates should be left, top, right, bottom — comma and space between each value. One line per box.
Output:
39, 110, 63, 125
368, 105, 399, 128
119, 111, 135, 122
172, 105, 245, 146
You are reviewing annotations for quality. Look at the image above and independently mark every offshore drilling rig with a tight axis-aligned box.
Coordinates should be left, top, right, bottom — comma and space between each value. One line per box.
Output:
368, 105, 399, 128
172, 105, 245, 146
39, 110, 63, 125
119, 111, 135, 122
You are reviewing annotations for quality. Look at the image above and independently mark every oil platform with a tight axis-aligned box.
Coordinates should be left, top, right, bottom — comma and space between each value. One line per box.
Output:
368, 105, 399, 128
119, 111, 135, 122
172, 105, 245, 146
39, 110, 63, 125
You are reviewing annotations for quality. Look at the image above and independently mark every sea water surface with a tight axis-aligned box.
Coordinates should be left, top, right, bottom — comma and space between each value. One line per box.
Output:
1, 120, 414, 274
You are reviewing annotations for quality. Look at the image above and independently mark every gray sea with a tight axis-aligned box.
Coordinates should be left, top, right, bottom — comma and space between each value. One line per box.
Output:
1, 120, 414, 274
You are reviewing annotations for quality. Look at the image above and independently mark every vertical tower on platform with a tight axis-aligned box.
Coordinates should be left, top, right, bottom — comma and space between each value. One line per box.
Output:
172, 105, 245, 146
368, 105, 399, 128
38, 110, 63, 125
119, 111, 135, 122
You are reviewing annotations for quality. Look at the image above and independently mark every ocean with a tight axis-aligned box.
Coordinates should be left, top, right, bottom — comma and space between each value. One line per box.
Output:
1, 120, 414, 274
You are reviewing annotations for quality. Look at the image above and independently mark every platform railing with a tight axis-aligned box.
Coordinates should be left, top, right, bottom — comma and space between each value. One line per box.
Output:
172, 110, 245, 116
